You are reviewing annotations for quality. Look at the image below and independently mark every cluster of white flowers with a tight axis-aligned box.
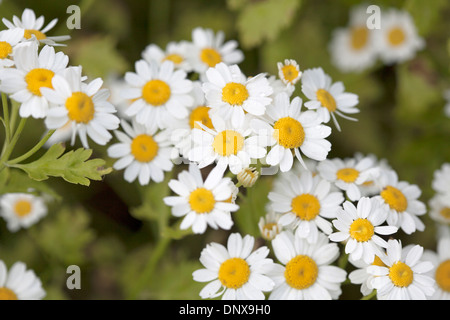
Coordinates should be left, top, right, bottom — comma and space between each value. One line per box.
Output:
329, 5, 424, 73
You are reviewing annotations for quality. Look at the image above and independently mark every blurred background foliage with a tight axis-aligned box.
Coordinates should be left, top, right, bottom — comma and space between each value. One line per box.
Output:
0, 0, 449, 300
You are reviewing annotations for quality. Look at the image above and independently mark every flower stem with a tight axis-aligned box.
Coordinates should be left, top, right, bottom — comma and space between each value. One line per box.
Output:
7, 129, 56, 165
0, 117, 27, 172
361, 290, 377, 300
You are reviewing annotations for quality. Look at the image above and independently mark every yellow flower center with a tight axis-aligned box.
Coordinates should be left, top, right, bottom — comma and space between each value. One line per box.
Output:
200, 47, 222, 67
439, 207, 450, 220
291, 194, 321, 221
316, 89, 337, 112
142, 79, 171, 106
25, 68, 54, 96
0, 41, 13, 59
0, 287, 18, 300
435, 260, 450, 292
381, 186, 408, 212
189, 106, 213, 130
130, 134, 159, 163
389, 261, 414, 287
336, 168, 360, 183
350, 26, 369, 50
284, 255, 318, 290
65, 92, 95, 124
222, 82, 249, 106
273, 117, 305, 149
13, 199, 32, 218
218, 258, 250, 289
163, 53, 184, 65
372, 255, 387, 267
388, 27, 406, 46
213, 130, 244, 156
281, 64, 300, 84
188, 187, 216, 214
24, 29, 47, 41
349, 218, 374, 242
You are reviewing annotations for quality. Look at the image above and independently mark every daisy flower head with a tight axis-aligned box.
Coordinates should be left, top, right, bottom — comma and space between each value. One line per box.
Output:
375, 169, 426, 234
0, 41, 69, 118
0, 260, 45, 300
121, 59, 194, 131
301, 67, 359, 131
428, 194, 450, 226
237, 166, 259, 188
0, 28, 24, 69
258, 207, 283, 241
188, 114, 266, 175
348, 254, 388, 297
329, 5, 378, 73
2, 8, 70, 46
142, 41, 193, 72
269, 170, 344, 243
0, 193, 47, 232
329, 197, 398, 264
277, 59, 302, 86
42, 66, 120, 148
192, 233, 275, 300
432, 163, 450, 195
422, 236, 450, 300
188, 27, 244, 77
367, 239, 435, 300
251, 92, 332, 172
202, 62, 273, 126
317, 155, 380, 202
374, 8, 424, 65
163, 163, 239, 234
107, 119, 174, 185
269, 231, 347, 300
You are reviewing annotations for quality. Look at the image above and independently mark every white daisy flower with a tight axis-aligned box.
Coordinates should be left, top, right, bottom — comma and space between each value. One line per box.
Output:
237, 166, 259, 188
142, 41, 193, 72
329, 197, 398, 264
301, 67, 359, 131
0, 41, 69, 118
0, 28, 24, 69
258, 207, 283, 241
269, 170, 344, 243
432, 163, 450, 195
121, 59, 193, 131
269, 231, 347, 300
163, 163, 239, 234
317, 155, 380, 201
0, 193, 47, 232
188, 114, 266, 175
367, 239, 435, 300
2, 8, 70, 46
428, 194, 450, 226
251, 92, 332, 172
422, 236, 450, 300
202, 62, 273, 126
348, 255, 387, 297
42, 66, 120, 148
192, 233, 275, 300
0, 260, 45, 300
107, 119, 174, 185
375, 169, 426, 234
374, 9, 424, 65
188, 27, 244, 77
329, 5, 378, 73
277, 59, 302, 86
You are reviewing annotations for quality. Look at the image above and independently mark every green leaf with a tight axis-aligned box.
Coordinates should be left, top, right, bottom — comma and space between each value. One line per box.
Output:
12, 143, 112, 186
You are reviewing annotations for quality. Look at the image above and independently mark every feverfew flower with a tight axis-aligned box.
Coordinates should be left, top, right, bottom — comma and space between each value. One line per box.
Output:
368, 239, 435, 300
0, 28, 23, 68
0, 260, 46, 300
432, 163, 450, 195
428, 194, 450, 225
423, 237, 450, 300
258, 208, 282, 241
0, 41, 69, 118
107, 119, 173, 185
202, 62, 273, 126
142, 41, 192, 72
121, 59, 193, 131
348, 255, 387, 297
374, 9, 424, 65
163, 163, 239, 234
301, 67, 359, 131
2, 8, 70, 46
329, 197, 398, 264
251, 92, 331, 172
192, 233, 275, 300
277, 59, 302, 86
0, 193, 47, 232
42, 66, 120, 148
269, 231, 347, 300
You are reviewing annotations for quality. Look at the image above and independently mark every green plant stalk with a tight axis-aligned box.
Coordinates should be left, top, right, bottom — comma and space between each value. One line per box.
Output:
0, 117, 27, 172
1, 93, 10, 144
361, 290, 377, 300
7, 129, 56, 165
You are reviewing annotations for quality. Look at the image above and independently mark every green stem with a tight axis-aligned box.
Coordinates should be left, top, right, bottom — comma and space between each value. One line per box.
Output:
7, 129, 56, 165
361, 290, 377, 300
0, 117, 27, 172
1, 93, 10, 144
8, 100, 19, 137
